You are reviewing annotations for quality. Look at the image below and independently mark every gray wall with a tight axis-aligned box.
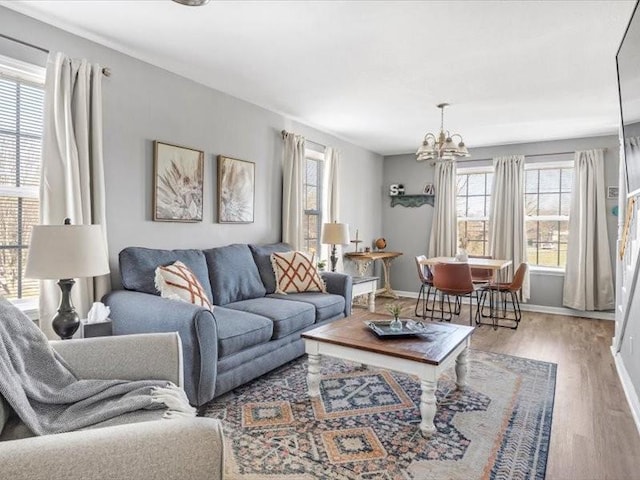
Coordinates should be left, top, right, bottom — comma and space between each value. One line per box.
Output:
383, 135, 620, 310
0, 7, 383, 288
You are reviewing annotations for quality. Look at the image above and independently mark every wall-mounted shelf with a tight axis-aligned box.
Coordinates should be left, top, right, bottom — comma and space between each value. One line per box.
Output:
390, 194, 435, 208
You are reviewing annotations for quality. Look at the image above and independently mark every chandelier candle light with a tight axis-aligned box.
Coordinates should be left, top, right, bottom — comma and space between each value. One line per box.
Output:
321, 222, 351, 272
416, 103, 470, 162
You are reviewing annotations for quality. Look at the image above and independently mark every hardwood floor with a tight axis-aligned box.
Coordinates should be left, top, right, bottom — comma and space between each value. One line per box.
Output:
349, 296, 640, 480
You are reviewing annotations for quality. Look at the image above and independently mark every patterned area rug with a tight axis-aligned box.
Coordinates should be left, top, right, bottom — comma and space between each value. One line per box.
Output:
200, 350, 556, 480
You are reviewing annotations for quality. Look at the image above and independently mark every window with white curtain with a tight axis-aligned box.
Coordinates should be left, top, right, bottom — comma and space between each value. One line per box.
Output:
0, 56, 45, 301
525, 161, 573, 268
456, 167, 493, 255
303, 149, 324, 256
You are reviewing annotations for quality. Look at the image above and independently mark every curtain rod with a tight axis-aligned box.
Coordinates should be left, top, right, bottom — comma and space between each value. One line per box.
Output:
281, 129, 326, 150
0, 33, 112, 77
429, 148, 608, 166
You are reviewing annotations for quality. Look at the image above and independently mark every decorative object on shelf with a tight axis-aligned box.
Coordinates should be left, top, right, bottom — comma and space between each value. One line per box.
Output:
390, 194, 435, 208
416, 103, 470, 162
375, 238, 387, 250
389, 184, 405, 196
423, 183, 435, 195
612, 205, 619, 217
607, 186, 619, 199
385, 303, 403, 331
350, 228, 363, 252
218, 155, 255, 223
321, 222, 350, 272
153, 141, 204, 222
25, 219, 110, 340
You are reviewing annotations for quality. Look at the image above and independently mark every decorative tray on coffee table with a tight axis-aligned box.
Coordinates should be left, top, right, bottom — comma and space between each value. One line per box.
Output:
364, 319, 429, 338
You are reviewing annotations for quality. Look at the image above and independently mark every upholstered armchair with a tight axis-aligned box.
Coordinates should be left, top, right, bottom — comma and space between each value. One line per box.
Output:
0, 333, 224, 480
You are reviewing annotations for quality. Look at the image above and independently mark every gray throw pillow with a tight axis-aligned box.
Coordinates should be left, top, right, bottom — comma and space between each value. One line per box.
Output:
248, 242, 292, 294
119, 247, 213, 302
204, 244, 267, 305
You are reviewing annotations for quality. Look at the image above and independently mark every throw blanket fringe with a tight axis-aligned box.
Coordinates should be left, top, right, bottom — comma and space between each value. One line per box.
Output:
152, 384, 197, 418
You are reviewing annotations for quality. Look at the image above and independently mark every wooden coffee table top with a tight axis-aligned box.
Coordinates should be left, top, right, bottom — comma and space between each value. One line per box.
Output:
302, 315, 474, 366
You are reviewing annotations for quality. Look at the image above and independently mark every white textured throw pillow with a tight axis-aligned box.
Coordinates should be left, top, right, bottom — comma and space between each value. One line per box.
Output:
154, 261, 213, 310
271, 251, 326, 294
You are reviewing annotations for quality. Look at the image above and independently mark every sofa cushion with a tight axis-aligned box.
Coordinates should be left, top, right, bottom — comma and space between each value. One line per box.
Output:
204, 244, 266, 305
224, 297, 315, 340
120, 247, 212, 302
212, 306, 273, 358
155, 261, 213, 310
271, 251, 326, 294
248, 242, 292, 294
268, 292, 345, 322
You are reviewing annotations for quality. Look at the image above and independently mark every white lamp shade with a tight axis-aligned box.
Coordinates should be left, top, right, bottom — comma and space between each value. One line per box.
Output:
25, 225, 110, 280
321, 223, 350, 245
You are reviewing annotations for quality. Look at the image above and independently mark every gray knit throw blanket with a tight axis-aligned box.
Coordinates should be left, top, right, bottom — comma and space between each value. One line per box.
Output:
0, 298, 195, 436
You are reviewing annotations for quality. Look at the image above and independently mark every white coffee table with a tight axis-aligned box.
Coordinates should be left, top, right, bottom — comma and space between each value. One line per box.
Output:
302, 316, 474, 437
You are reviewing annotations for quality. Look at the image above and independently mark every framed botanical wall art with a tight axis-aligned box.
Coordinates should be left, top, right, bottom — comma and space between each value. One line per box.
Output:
218, 155, 255, 223
153, 141, 204, 222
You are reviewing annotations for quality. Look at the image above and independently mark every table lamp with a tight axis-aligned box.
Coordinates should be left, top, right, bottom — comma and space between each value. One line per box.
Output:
25, 219, 110, 340
321, 222, 350, 272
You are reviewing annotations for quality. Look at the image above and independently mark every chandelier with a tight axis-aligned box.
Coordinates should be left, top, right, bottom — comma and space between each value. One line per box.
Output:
416, 103, 470, 162
172, 0, 210, 5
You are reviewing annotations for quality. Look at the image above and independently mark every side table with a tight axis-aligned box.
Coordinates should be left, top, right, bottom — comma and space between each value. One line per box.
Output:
351, 276, 378, 312
344, 251, 403, 299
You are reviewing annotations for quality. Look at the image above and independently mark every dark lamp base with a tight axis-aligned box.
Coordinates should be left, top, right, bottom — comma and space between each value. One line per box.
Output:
52, 278, 80, 340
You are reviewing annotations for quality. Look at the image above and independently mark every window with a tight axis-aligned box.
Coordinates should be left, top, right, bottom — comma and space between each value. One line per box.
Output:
525, 163, 573, 268
0, 58, 45, 301
456, 168, 493, 255
303, 149, 324, 256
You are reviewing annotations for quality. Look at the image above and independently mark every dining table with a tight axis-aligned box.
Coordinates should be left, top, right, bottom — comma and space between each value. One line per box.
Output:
419, 256, 512, 281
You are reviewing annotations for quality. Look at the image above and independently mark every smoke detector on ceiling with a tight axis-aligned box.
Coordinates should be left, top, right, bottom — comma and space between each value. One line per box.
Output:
172, 0, 210, 6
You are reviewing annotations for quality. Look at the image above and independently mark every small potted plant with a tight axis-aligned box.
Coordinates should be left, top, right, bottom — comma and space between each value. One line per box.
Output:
385, 303, 403, 331
317, 260, 327, 272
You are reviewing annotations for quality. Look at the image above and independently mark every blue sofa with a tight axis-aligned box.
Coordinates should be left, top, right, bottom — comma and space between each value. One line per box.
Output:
103, 243, 352, 406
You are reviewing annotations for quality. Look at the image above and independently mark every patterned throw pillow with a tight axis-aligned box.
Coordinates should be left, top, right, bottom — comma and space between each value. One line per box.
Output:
271, 251, 326, 294
154, 261, 213, 310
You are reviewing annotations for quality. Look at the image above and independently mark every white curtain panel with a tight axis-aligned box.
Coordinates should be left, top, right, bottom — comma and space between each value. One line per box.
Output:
427, 161, 458, 257
321, 146, 342, 267
562, 149, 614, 311
281, 132, 306, 251
489, 155, 529, 300
40, 52, 110, 339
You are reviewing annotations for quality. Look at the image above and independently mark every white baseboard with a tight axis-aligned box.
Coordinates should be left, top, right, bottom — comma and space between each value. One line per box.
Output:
393, 290, 615, 321
611, 347, 640, 436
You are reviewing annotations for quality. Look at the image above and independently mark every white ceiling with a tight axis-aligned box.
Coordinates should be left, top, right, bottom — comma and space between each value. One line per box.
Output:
2, 0, 636, 155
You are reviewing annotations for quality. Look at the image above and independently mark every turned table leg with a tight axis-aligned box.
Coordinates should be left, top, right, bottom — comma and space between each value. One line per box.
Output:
455, 342, 469, 389
419, 378, 437, 437
307, 353, 321, 397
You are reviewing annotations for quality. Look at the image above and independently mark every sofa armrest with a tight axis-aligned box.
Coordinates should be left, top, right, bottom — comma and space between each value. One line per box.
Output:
0, 418, 224, 480
51, 333, 183, 387
102, 290, 218, 406
321, 272, 353, 316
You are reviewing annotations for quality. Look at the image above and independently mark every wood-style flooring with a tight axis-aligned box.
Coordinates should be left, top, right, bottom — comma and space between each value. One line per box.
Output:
349, 296, 640, 480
